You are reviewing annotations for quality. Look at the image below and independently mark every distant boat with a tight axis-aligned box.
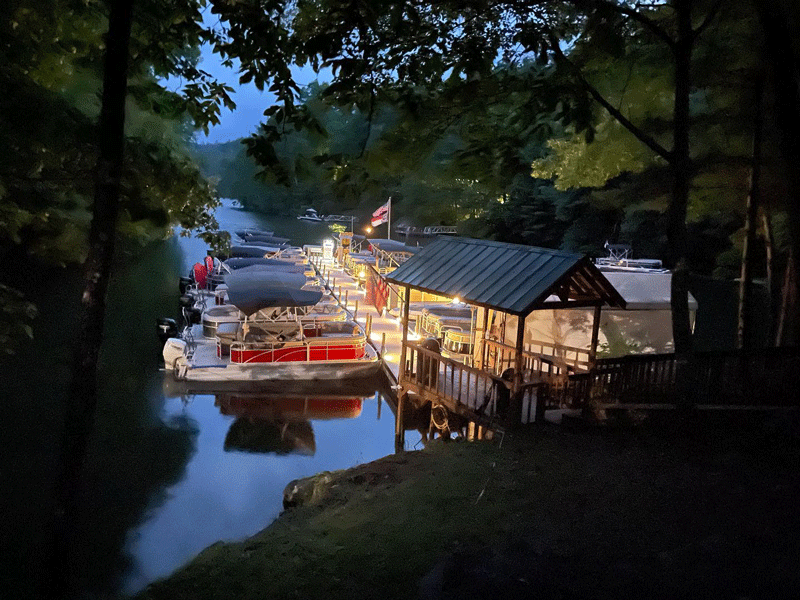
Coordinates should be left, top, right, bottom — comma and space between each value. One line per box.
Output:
297, 208, 323, 222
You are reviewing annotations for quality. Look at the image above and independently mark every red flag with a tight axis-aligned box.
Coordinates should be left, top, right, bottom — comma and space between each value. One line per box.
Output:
371, 200, 389, 227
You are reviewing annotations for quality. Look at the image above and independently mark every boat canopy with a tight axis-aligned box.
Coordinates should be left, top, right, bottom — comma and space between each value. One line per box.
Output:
367, 239, 421, 253
234, 228, 275, 238
239, 233, 291, 245
229, 244, 282, 258
223, 258, 305, 272
224, 270, 322, 315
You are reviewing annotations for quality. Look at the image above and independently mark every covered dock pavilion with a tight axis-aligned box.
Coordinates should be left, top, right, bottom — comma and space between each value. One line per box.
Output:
385, 237, 626, 435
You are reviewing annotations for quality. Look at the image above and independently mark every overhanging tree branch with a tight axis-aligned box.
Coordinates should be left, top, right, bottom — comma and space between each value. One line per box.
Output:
549, 35, 674, 162
582, 0, 677, 50
693, 0, 724, 39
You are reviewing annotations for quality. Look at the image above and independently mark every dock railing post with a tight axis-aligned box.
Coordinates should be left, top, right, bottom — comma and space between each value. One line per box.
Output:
354, 300, 359, 321
395, 392, 406, 453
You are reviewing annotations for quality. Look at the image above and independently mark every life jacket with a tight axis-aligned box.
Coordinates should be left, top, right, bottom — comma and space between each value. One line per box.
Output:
192, 262, 207, 289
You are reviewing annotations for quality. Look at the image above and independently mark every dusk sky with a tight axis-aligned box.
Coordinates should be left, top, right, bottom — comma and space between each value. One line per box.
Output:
194, 44, 324, 145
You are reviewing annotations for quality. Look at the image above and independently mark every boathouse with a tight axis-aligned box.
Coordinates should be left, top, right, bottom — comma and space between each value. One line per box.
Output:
385, 237, 626, 429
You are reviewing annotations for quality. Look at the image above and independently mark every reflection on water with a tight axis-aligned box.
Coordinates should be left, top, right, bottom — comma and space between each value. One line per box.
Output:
225, 419, 317, 455
0, 201, 417, 600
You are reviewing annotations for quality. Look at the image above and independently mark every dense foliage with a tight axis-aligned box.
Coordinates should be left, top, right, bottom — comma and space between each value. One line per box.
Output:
0, 0, 235, 352
200, 0, 800, 346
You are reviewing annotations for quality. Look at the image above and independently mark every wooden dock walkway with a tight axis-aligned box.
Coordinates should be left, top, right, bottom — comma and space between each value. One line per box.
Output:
308, 254, 405, 384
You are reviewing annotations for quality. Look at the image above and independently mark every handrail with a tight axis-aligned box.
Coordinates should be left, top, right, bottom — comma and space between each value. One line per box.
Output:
481, 338, 591, 375
548, 346, 800, 410
403, 341, 509, 386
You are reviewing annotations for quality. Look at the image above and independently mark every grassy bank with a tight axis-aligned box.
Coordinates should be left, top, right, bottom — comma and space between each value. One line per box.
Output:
138, 415, 800, 600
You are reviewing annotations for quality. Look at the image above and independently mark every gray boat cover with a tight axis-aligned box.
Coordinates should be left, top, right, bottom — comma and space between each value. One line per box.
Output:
224, 270, 322, 315
239, 233, 291, 245
229, 244, 282, 258
234, 228, 274, 238
224, 257, 304, 272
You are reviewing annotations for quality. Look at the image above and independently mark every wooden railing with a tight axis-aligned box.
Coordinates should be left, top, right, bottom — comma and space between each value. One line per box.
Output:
548, 347, 800, 410
402, 341, 510, 418
479, 338, 590, 380
402, 339, 585, 424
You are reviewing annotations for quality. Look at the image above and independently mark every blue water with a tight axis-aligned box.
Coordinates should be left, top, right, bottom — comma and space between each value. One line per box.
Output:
0, 200, 418, 599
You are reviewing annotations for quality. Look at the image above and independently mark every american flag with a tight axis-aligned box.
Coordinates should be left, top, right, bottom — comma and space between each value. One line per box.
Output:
371, 200, 389, 227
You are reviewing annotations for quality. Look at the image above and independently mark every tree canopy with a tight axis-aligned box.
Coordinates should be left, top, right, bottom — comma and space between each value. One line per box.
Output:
201, 0, 800, 346
0, 0, 235, 352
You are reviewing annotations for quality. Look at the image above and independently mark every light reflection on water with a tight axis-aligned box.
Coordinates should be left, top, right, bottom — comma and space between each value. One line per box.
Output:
0, 200, 420, 600
120, 202, 414, 594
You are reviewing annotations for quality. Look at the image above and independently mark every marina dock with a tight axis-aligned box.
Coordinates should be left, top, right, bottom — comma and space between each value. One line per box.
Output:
308, 254, 405, 384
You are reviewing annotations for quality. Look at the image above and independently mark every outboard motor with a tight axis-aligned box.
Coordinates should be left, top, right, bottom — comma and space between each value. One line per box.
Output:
156, 317, 178, 346
163, 338, 188, 371
185, 306, 202, 325
178, 276, 193, 295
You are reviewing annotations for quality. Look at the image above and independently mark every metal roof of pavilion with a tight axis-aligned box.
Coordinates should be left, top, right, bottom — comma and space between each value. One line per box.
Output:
385, 237, 626, 315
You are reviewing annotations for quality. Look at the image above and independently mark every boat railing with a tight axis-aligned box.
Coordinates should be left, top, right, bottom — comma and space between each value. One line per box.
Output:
396, 225, 458, 236
422, 225, 458, 235
226, 333, 368, 364
442, 328, 473, 355
419, 313, 473, 340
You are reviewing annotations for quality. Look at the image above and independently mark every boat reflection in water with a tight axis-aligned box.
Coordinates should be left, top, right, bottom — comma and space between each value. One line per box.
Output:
216, 394, 365, 456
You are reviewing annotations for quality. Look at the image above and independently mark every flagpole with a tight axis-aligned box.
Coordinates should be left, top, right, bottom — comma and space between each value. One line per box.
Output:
387, 197, 392, 241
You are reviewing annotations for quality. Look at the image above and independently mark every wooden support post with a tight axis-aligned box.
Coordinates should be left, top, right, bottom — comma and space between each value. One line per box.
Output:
376, 391, 382, 420
395, 392, 406, 453
344, 289, 349, 310
534, 384, 547, 423
354, 300, 359, 321
398, 286, 411, 384
380, 332, 386, 356
589, 304, 602, 367
480, 308, 489, 369
512, 313, 526, 426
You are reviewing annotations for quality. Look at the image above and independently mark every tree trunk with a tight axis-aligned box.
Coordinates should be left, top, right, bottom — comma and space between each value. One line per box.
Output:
756, 1, 800, 346
667, 0, 694, 355
761, 206, 775, 343
47, 0, 134, 597
776, 249, 797, 346
737, 76, 764, 351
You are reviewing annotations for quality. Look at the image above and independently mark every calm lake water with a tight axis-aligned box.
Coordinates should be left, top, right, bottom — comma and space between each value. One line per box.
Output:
0, 201, 418, 599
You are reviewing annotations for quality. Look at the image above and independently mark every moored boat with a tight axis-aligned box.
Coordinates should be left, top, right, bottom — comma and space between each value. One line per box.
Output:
162, 270, 380, 382
297, 208, 323, 222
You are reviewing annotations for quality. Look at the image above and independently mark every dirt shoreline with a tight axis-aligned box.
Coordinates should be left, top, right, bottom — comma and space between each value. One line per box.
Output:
137, 415, 800, 600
